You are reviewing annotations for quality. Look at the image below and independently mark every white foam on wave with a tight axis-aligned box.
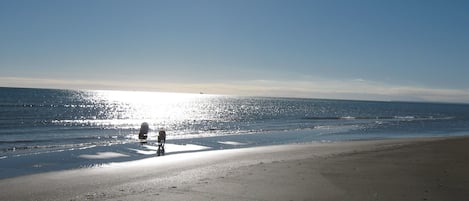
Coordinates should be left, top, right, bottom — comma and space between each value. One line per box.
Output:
79, 152, 130, 159
128, 143, 211, 155
128, 148, 156, 155
218, 141, 248, 146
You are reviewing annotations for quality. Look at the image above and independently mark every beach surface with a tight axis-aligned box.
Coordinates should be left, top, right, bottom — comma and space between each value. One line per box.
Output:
1, 137, 469, 201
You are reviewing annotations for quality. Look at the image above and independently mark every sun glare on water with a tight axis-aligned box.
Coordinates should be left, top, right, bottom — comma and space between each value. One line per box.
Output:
93, 90, 216, 125
52, 89, 243, 139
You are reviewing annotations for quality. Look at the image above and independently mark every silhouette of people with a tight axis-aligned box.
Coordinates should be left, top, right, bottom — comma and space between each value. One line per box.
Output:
157, 128, 166, 155
138, 122, 149, 140
158, 128, 166, 143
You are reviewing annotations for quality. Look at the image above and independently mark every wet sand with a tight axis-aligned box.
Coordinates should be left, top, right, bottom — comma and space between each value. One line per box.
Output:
1, 137, 469, 201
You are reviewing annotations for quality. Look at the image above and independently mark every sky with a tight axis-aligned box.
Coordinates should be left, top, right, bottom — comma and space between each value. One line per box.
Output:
1, 0, 469, 103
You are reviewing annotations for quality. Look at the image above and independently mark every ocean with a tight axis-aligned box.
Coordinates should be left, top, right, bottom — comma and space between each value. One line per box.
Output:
1, 87, 469, 179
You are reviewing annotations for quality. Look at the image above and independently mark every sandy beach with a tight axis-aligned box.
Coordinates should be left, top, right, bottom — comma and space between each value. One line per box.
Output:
1, 136, 469, 201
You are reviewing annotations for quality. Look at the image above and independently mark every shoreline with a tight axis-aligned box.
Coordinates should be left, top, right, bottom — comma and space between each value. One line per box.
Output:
1, 136, 469, 200
5, 127, 468, 180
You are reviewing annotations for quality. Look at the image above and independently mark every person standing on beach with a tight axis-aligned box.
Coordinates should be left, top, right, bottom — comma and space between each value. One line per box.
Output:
157, 128, 166, 155
138, 122, 149, 140
158, 128, 166, 144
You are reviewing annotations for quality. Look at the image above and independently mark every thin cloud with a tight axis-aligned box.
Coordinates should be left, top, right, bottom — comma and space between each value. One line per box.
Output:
1, 76, 468, 103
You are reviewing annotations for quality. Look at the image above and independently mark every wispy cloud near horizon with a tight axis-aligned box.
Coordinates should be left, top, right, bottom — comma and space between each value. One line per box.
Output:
1, 76, 468, 103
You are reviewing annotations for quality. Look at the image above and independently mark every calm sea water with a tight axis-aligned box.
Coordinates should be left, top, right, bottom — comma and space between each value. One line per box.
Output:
1, 87, 469, 178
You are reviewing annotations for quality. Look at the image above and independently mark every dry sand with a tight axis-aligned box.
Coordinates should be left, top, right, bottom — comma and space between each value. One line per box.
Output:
1, 137, 469, 201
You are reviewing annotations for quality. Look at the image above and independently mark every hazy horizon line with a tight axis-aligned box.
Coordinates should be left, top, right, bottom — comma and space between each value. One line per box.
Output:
1, 76, 469, 105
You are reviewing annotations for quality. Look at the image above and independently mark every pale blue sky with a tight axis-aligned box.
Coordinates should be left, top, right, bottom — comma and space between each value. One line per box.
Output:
1, 0, 469, 102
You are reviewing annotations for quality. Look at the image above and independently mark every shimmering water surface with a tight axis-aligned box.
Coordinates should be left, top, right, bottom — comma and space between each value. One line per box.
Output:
1, 87, 469, 178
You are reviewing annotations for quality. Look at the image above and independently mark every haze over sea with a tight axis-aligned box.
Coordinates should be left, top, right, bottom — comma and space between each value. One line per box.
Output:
1, 87, 469, 179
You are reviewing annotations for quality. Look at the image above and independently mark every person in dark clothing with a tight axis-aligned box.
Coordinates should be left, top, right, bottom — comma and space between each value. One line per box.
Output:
157, 128, 166, 155
138, 122, 149, 140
